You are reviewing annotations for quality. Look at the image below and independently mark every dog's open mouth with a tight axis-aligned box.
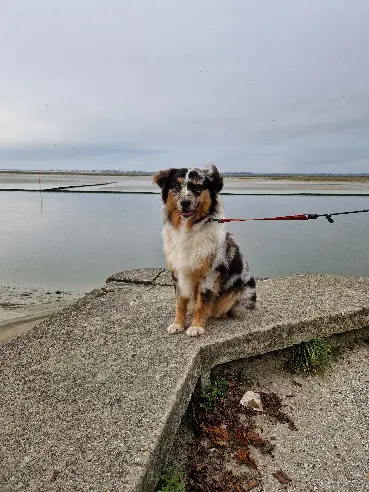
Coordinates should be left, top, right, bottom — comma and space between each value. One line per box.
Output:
181, 211, 194, 218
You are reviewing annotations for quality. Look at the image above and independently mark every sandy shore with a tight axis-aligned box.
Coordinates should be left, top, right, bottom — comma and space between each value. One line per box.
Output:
0, 285, 85, 345
1, 172, 369, 194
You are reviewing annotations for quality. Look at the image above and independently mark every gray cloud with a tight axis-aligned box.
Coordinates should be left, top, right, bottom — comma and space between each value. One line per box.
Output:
1, 0, 369, 172
0, 144, 164, 161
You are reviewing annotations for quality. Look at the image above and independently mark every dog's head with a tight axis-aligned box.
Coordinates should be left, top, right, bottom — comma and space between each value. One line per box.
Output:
153, 165, 223, 222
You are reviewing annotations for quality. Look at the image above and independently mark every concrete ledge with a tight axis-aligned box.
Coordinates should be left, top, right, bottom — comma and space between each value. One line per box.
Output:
1, 271, 369, 491
106, 268, 167, 285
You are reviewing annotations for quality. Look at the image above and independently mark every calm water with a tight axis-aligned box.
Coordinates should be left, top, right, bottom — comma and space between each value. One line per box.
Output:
0, 191, 368, 290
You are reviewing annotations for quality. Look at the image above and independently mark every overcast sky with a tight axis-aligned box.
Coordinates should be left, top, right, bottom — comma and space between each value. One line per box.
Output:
1, 0, 369, 173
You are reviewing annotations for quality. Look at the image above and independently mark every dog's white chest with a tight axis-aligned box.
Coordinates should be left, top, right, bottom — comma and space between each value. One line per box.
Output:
163, 223, 224, 271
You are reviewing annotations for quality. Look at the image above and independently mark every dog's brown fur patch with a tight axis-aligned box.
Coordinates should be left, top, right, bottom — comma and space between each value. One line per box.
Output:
187, 189, 212, 229
191, 293, 214, 327
212, 291, 239, 318
173, 256, 216, 327
174, 296, 188, 326
189, 256, 219, 327
167, 193, 182, 229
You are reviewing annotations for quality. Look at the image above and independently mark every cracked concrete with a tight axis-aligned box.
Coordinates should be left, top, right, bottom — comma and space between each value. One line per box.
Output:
0, 270, 368, 491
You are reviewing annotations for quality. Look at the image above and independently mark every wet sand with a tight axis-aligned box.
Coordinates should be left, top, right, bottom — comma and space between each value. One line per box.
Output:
1, 172, 369, 194
0, 285, 85, 346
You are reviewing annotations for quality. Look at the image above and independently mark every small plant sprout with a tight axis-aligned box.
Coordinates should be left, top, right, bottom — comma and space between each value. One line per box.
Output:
288, 338, 332, 374
199, 376, 229, 412
157, 466, 185, 492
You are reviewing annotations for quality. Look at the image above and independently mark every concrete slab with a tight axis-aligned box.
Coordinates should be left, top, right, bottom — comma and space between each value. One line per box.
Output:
1, 271, 369, 491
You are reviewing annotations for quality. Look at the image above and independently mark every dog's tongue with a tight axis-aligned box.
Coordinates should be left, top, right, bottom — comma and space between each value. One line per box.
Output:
181, 211, 193, 218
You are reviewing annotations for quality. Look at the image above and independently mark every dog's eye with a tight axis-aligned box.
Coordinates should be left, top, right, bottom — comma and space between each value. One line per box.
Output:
173, 182, 181, 191
193, 186, 202, 194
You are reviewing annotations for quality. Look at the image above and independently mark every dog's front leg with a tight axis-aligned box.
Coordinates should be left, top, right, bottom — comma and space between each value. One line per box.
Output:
167, 295, 188, 334
186, 289, 215, 337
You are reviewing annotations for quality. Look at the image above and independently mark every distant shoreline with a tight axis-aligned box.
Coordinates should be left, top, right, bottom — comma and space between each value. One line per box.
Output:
1, 170, 369, 182
241, 175, 369, 183
1, 188, 369, 197
1, 171, 369, 196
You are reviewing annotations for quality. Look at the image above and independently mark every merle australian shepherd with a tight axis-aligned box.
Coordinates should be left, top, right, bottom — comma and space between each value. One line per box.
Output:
153, 164, 256, 337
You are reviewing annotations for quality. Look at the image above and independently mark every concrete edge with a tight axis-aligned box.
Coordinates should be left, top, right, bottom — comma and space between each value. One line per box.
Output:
200, 307, 369, 371
138, 352, 203, 492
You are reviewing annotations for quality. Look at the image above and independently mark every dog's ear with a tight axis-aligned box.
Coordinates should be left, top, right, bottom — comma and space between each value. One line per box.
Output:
153, 168, 175, 189
205, 164, 223, 193
153, 168, 177, 202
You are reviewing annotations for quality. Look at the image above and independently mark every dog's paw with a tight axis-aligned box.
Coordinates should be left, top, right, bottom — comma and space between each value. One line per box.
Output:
186, 325, 205, 337
167, 323, 185, 334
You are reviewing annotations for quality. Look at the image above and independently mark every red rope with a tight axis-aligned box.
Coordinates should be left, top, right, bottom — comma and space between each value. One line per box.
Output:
210, 209, 369, 224
214, 214, 309, 223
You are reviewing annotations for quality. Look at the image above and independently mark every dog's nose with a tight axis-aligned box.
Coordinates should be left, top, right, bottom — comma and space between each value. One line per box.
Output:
180, 200, 191, 210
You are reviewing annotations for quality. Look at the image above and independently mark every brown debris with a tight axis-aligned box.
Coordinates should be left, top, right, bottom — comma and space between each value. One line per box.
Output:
259, 440, 276, 455
233, 427, 265, 447
273, 469, 292, 484
187, 381, 295, 491
292, 379, 303, 387
50, 469, 59, 482
236, 449, 258, 470
247, 478, 260, 489
233, 426, 250, 445
188, 383, 262, 491
259, 391, 297, 430
208, 425, 229, 442
246, 430, 264, 447
236, 448, 250, 463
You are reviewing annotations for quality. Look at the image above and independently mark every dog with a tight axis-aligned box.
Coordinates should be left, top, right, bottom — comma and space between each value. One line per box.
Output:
153, 164, 256, 336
